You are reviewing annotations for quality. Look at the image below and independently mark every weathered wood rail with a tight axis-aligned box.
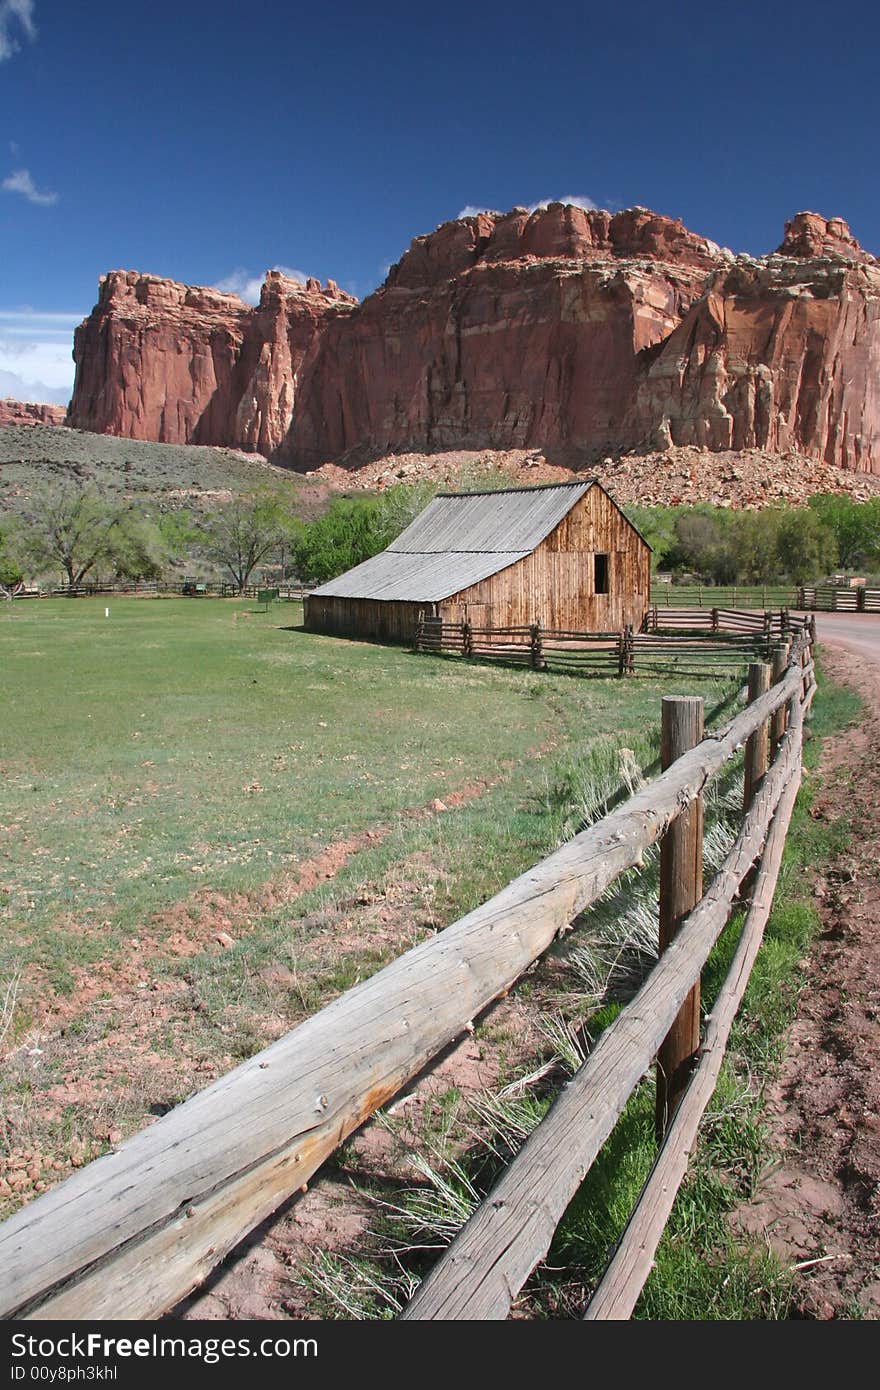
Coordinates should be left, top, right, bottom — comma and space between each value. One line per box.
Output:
0, 635, 814, 1321
797, 584, 880, 613
404, 646, 814, 1320
415, 610, 813, 678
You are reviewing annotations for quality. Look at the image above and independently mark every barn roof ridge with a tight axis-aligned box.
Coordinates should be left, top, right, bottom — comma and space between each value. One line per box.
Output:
435, 478, 598, 498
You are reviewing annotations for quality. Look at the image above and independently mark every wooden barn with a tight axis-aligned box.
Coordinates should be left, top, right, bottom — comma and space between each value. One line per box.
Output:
304, 480, 651, 643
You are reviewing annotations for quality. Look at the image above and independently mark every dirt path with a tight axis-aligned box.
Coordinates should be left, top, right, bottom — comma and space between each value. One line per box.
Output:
737, 619, 880, 1318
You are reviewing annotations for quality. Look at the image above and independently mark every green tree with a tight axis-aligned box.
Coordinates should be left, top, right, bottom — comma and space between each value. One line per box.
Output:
14, 486, 167, 588
0, 521, 24, 598
807, 494, 880, 571
291, 484, 436, 585
775, 509, 837, 584
157, 509, 203, 564
202, 491, 297, 592
727, 510, 783, 584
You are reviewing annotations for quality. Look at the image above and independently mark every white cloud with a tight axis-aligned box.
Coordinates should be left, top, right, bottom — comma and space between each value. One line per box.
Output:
214, 264, 310, 304
2, 167, 58, 206
526, 194, 600, 213
0, 0, 37, 63
0, 367, 69, 405
0, 308, 82, 401
457, 194, 601, 222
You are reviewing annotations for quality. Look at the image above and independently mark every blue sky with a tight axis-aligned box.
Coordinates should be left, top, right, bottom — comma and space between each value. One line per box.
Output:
1, 0, 878, 403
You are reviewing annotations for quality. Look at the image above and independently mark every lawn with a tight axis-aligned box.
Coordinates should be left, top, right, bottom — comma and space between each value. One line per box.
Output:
0, 595, 736, 1223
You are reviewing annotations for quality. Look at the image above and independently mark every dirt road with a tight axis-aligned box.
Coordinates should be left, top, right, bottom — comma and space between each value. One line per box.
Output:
814, 612, 880, 670
737, 613, 880, 1318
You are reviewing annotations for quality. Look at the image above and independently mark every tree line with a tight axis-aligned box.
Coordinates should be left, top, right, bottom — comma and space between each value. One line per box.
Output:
624, 496, 880, 584
2, 481, 878, 598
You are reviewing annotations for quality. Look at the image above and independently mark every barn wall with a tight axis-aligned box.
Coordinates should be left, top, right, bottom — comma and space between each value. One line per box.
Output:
440, 486, 649, 632
304, 595, 433, 642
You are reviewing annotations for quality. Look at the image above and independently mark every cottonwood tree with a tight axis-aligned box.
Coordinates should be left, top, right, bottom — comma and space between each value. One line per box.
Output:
15, 485, 167, 588
202, 491, 296, 592
291, 483, 436, 584
0, 522, 24, 599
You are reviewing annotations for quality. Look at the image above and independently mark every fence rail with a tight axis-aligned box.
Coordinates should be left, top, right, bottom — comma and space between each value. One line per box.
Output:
649, 585, 796, 609
0, 635, 815, 1321
415, 610, 813, 678
797, 584, 880, 613
6, 581, 314, 601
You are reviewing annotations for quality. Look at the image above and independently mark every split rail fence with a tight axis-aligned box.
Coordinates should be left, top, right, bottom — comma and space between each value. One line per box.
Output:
7, 581, 315, 601
797, 584, 880, 613
415, 608, 813, 679
0, 633, 815, 1321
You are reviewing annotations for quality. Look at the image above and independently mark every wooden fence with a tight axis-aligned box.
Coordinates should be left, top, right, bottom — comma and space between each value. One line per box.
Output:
0, 635, 815, 1321
8, 581, 314, 601
415, 610, 813, 678
797, 584, 880, 613
650, 584, 797, 610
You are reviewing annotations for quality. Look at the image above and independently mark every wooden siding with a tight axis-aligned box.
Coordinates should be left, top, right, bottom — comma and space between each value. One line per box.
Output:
441, 486, 650, 632
304, 595, 434, 643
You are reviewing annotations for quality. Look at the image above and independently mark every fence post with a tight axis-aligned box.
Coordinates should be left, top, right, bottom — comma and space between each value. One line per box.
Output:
781, 607, 790, 636
462, 620, 472, 659
857, 586, 866, 613
711, 607, 719, 635
415, 617, 425, 653
656, 696, 704, 1139
743, 662, 771, 810
770, 644, 790, 750
530, 622, 542, 670
617, 629, 626, 677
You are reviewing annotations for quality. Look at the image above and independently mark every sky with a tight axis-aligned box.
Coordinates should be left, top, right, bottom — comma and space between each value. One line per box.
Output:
1, 0, 879, 404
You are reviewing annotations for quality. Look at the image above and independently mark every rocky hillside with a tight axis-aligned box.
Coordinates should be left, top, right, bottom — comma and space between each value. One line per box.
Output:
308, 443, 880, 509
0, 423, 331, 519
66, 206, 880, 477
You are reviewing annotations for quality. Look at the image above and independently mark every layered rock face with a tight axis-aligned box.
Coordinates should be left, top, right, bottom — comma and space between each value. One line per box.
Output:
629, 213, 880, 471
288, 205, 723, 465
67, 270, 356, 455
68, 207, 880, 475
0, 399, 66, 427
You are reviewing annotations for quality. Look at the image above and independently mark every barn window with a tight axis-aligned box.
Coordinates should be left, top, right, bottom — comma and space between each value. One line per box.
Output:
594, 553, 609, 595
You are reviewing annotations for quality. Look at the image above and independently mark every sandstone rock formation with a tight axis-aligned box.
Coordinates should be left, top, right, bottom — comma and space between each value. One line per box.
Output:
67, 207, 880, 476
67, 270, 356, 455
629, 212, 880, 471
288, 205, 723, 466
0, 399, 66, 427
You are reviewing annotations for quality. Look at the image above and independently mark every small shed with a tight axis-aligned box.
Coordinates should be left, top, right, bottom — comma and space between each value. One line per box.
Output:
304, 480, 650, 643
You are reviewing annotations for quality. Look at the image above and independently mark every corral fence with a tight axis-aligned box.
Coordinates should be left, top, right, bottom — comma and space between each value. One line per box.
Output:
8, 580, 315, 601
650, 584, 797, 610
798, 584, 880, 613
0, 631, 816, 1321
8, 581, 314, 603
415, 609, 813, 679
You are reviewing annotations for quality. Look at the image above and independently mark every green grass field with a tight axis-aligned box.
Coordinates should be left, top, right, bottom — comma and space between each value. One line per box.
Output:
0, 595, 740, 1223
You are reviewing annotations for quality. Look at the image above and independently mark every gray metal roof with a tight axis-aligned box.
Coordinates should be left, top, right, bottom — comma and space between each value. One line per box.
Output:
311, 481, 594, 603
310, 548, 531, 602
390, 481, 593, 555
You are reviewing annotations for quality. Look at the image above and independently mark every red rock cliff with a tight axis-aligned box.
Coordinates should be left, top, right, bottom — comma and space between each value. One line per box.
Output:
287, 205, 722, 465
67, 269, 356, 454
628, 213, 880, 471
0, 399, 66, 427
68, 207, 880, 475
